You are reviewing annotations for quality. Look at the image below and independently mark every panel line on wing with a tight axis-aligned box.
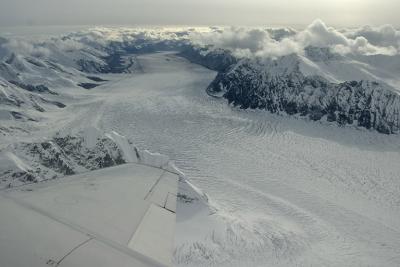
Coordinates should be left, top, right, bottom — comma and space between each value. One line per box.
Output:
55, 237, 94, 266
1, 192, 168, 267
144, 171, 166, 201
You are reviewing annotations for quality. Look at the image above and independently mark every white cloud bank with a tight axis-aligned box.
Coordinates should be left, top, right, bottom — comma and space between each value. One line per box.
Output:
190, 19, 400, 58
0, 20, 399, 61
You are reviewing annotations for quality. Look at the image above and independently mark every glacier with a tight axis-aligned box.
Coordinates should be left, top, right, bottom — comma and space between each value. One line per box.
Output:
0, 25, 399, 267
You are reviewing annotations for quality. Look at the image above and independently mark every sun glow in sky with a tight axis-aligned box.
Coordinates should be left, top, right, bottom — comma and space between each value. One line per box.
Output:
0, 0, 398, 27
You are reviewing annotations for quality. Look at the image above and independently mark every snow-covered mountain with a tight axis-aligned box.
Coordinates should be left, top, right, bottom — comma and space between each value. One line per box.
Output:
1, 25, 400, 185
0, 32, 160, 187
0, 33, 146, 140
179, 46, 237, 72
0, 125, 180, 188
206, 47, 400, 134
0, 27, 400, 266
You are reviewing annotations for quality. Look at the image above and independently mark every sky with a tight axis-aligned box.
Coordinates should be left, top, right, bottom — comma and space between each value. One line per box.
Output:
0, 0, 399, 28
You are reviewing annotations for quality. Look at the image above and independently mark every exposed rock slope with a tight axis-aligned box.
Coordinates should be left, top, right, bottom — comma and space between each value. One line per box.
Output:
207, 53, 400, 134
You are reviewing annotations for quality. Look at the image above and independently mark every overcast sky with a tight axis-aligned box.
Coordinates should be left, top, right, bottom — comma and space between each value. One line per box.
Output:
0, 0, 399, 28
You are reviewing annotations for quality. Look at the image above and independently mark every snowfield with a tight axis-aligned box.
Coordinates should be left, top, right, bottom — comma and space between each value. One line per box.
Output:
1, 51, 400, 266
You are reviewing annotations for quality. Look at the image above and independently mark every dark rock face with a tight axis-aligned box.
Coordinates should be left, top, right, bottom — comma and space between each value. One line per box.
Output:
108, 39, 185, 54
21, 134, 126, 178
25, 57, 46, 68
77, 52, 140, 74
11, 171, 37, 183
0, 91, 24, 107
304, 46, 342, 62
76, 58, 107, 73
103, 53, 133, 73
38, 97, 66, 108
0, 132, 129, 187
78, 83, 99, 89
10, 111, 37, 122
208, 57, 400, 134
179, 46, 237, 72
8, 80, 56, 95
86, 76, 108, 82
29, 95, 46, 112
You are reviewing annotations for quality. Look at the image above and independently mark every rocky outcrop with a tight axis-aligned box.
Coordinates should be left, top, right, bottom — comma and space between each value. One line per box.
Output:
0, 80, 65, 117
76, 58, 107, 73
0, 129, 178, 188
77, 52, 140, 74
179, 46, 237, 72
78, 83, 100, 89
8, 80, 56, 94
108, 39, 186, 54
208, 56, 400, 134
304, 46, 342, 62
0, 132, 127, 187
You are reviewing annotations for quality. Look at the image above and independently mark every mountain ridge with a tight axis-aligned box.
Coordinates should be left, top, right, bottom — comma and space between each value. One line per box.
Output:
201, 49, 400, 134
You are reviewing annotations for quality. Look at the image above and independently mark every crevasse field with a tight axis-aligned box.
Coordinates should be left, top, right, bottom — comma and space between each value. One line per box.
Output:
13, 50, 398, 266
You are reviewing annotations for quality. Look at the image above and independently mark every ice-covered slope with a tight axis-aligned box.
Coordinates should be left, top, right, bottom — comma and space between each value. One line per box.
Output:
300, 47, 400, 89
0, 41, 178, 187
207, 49, 400, 134
59, 52, 398, 267
1, 27, 400, 267
0, 77, 69, 137
0, 126, 181, 188
2, 27, 400, 135
0, 31, 147, 140
178, 46, 237, 72
0, 47, 399, 267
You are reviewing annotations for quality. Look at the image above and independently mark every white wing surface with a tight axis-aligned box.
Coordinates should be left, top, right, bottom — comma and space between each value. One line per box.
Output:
0, 163, 179, 267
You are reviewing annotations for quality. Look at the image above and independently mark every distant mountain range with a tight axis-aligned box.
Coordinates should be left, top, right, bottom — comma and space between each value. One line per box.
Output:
183, 46, 400, 134
1, 30, 399, 134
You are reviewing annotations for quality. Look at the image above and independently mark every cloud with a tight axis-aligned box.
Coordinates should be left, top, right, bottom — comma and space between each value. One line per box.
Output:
346, 24, 400, 48
189, 27, 302, 58
296, 19, 348, 47
1, 20, 399, 63
294, 20, 398, 56
51, 38, 85, 52
191, 27, 268, 53
1, 38, 51, 58
189, 19, 400, 58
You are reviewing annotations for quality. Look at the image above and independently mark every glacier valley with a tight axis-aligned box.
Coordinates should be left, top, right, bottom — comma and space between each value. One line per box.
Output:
0, 26, 400, 267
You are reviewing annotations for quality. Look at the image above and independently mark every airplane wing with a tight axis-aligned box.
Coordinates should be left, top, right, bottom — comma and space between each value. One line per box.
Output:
0, 163, 179, 267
